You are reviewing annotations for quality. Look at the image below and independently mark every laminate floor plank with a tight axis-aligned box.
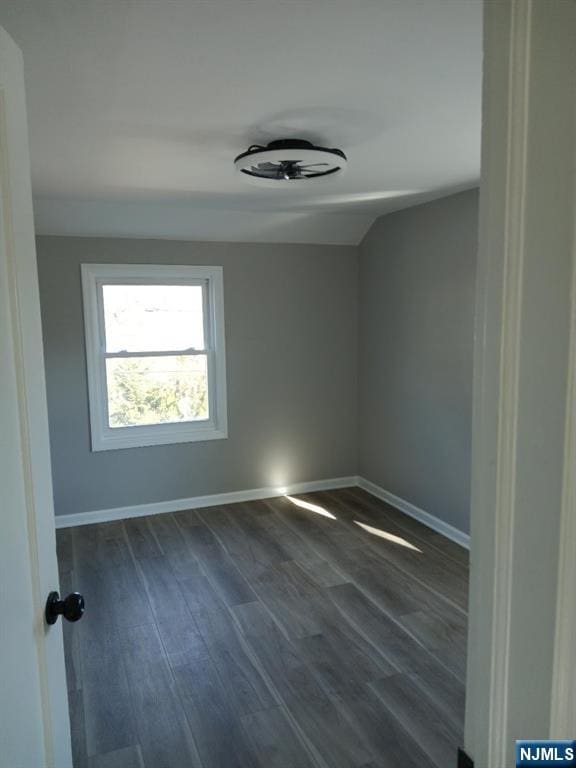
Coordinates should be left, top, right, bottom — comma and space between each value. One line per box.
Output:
329, 546, 431, 616
256, 505, 324, 565
269, 495, 463, 625
241, 706, 319, 768
296, 628, 393, 695
249, 525, 465, 682
332, 487, 470, 584
250, 560, 338, 640
100, 561, 154, 630
88, 746, 144, 768
327, 581, 465, 691
350, 570, 466, 679
56, 527, 74, 573
322, 544, 468, 674
369, 674, 461, 768
174, 511, 257, 606
160, 540, 202, 581
249, 561, 397, 691
232, 601, 325, 701
58, 488, 468, 768
132, 554, 194, 625
70, 530, 142, 763
331, 686, 436, 768
119, 623, 203, 768
123, 517, 164, 559
71, 552, 151, 653
299, 557, 351, 587
178, 569, 277, 716
267, 497, 351, 556
70, 553, 121, 663
407, 657, 466, 732
340, 487, 470, 567
282, 691, 375, 768
146, 512, 189, 553
173, 656, 259, 768
220, 501, 296, 565
172, 508, 205, 528
68, 688, 88, 768
198, 505, 282, 579
73, 521, 133, 569
318, 491, 469, 611
81, 628, 137, 758
265, 496, 458, 629
157, 617, 210, 668
400, 609, 467, 681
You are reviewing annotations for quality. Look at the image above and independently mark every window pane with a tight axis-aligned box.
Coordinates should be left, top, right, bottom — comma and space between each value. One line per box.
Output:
106, 355, 208, 428
102, 284, 205, 353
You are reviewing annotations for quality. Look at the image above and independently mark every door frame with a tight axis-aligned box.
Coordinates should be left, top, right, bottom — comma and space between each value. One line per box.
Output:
550, 178, 576, 739
465, 0, 576, 764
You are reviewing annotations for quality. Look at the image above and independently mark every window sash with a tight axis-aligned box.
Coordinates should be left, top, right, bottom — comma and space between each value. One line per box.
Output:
96, 278, 213, 428
97, 276, 210, 356
105, 351, 211, 428
103, 349, 208, 359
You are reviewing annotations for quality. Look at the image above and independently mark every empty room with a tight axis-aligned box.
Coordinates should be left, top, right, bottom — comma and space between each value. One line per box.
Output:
1, 2, 575, 768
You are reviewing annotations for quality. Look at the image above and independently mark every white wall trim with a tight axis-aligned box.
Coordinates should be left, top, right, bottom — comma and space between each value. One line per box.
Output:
465, 1, 576, 763
484, 3, 531, 764
357, 477, 470, 549
54, 476, 359, 528
55, 474, 471, 553
550, 264, 576, 736
550, 89, 576, 736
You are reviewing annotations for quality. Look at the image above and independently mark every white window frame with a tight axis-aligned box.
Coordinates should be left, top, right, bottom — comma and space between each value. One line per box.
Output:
81, 263, 228, 451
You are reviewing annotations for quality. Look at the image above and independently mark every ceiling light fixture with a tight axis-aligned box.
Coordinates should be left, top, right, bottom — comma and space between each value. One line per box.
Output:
234, 138, 347, 183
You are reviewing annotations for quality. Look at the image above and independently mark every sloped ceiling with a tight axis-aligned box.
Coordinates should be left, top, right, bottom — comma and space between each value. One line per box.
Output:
0, 0, 482, 244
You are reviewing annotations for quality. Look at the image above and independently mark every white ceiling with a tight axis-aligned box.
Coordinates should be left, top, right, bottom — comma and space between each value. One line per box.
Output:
0, 0, 482, 245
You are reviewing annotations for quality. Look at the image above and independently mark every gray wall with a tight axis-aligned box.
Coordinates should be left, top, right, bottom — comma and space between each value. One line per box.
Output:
359, 189, 478, 533
38, 192, 478, 529
37, 237, 358, 517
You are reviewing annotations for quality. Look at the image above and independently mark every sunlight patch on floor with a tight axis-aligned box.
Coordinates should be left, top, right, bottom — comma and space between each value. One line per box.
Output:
284, 495, 337, 519
354, 520, 422, 552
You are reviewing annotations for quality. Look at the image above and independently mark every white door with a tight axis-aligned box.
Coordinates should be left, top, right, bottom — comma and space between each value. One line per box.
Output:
0, 26, 72, 768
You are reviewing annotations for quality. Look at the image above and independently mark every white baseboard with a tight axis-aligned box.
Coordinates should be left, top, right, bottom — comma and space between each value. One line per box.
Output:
54, 475, 358, 529
55, 473, 470, 550
357, 476, 470, 549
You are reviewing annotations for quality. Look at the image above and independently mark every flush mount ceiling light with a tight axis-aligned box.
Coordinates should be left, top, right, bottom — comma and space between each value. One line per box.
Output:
234, 138, 347, 183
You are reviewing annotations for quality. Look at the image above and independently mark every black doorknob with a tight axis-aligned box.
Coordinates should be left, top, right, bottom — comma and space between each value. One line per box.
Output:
45, 591, 85, 625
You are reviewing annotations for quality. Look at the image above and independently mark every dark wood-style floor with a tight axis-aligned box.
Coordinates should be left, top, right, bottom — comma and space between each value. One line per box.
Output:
57, 487, 469, 768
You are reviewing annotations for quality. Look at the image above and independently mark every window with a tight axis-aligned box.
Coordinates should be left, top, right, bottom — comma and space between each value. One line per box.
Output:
81, 264, 227, 451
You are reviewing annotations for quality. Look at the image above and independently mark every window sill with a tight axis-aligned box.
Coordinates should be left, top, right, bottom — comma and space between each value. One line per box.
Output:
90, 423, 228, 452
